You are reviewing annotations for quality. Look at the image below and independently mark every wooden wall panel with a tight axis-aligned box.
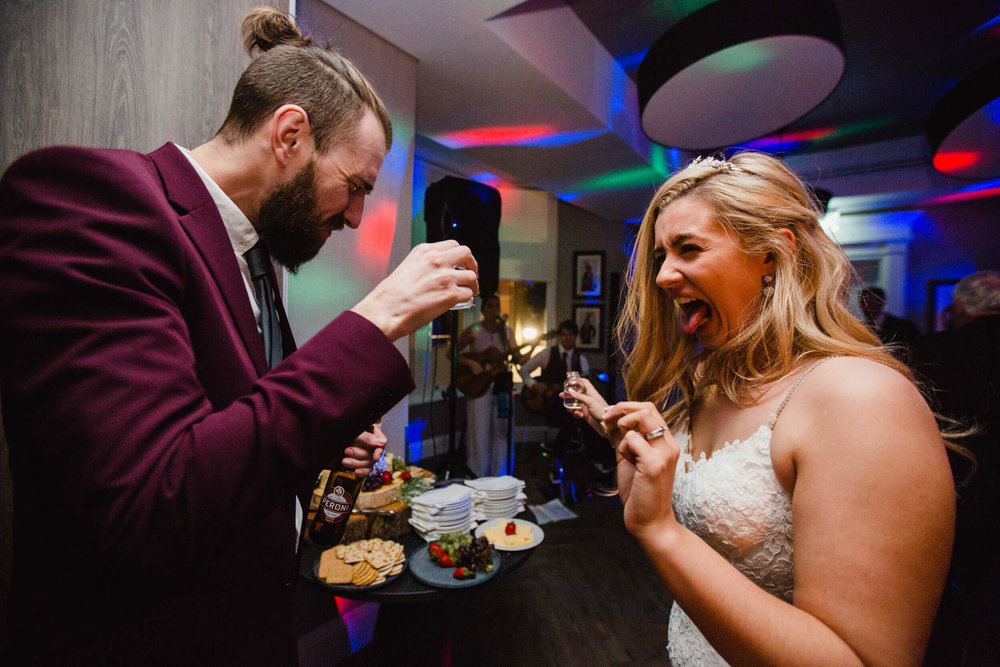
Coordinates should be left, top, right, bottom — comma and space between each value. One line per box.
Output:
0, 0, 285, 171
0, 0, 289, 642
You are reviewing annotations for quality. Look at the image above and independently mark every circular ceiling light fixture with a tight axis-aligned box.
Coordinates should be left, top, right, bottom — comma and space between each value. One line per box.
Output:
928, 57, 1000, 180
638, 0, 845, 151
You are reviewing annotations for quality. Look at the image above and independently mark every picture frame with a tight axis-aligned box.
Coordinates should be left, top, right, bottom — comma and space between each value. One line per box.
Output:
573, 251, 604, 299
573, 304, 603, 351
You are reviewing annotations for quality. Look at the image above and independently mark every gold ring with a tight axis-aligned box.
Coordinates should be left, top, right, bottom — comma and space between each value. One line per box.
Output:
643, 426, 667, 440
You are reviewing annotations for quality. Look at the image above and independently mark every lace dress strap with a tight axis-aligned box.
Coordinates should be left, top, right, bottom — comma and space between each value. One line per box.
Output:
766, 357, 835, 429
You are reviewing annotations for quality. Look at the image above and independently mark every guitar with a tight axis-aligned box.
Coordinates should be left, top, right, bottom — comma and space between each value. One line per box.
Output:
456, 330, 560, 400
456, 347, 507, 398
519, 380, 562, 415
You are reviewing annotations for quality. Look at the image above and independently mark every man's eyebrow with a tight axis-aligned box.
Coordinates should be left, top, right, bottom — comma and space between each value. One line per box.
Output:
352, 177, 374, 193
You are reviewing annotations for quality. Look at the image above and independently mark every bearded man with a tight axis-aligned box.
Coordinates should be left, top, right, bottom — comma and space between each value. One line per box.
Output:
0, 8, 476, 665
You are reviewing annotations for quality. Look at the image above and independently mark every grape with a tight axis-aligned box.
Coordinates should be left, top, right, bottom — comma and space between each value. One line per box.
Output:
456, 536, 494, 573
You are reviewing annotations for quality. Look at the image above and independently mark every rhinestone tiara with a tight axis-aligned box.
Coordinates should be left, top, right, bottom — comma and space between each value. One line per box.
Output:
690, 155, 739, 172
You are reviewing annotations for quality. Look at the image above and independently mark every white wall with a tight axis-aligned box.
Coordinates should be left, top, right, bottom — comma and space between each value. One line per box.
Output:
289, 0, 418, 453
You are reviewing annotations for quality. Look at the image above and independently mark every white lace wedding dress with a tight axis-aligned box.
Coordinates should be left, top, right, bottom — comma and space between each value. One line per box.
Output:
665, 360, 832, 664
667, 422, 794, 665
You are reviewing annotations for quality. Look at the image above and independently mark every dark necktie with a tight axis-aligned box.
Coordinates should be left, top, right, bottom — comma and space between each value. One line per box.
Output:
564, 350, 572, 372
244, 241, 283, 369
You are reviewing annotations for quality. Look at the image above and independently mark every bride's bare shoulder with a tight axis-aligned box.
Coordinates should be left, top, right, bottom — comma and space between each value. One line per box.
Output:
801, 356, 920, 403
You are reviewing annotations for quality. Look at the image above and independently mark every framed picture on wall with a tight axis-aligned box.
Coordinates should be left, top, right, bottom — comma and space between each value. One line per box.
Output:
573, 251, 604, 299
574, 304, 602, 351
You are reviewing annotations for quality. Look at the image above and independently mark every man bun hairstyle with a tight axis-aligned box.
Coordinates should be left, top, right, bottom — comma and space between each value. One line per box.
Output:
217, 7, 392, 154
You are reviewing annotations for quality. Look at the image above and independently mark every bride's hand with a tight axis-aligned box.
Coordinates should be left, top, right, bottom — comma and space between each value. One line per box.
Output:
560, 378, 609, 437
600, 402, 680, 541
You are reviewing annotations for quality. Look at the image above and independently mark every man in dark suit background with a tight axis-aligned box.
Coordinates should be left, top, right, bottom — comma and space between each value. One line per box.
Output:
914, 270, 1000, 665
859, 285, 920, 361
0, 9, 476, 666
859, 285, 920, 346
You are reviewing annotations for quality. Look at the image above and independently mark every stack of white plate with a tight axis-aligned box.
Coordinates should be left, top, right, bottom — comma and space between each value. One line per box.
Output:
465, 476, 527, 521
408, 483, 474, 541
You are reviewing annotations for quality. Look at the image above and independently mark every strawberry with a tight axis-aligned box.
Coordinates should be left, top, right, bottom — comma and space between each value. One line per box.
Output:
380, 471, 392, 484
505, 521, 517, 535
437, 553, 454, 567
453, 566, 475, 580
400, 471, 412, 480
428, 543, 443, 556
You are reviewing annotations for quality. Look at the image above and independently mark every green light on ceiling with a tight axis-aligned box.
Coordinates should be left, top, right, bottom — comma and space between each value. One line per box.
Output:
650, 0, 719, 23
648, 144, 676, 177
574, 166, 665, 193
822, 117, 892, 140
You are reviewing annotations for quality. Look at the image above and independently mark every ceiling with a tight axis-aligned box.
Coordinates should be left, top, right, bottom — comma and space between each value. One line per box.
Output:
321, 0, 1000, 223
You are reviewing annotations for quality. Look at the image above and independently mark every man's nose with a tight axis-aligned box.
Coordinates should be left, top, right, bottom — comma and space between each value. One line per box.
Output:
344, 196, 365, 229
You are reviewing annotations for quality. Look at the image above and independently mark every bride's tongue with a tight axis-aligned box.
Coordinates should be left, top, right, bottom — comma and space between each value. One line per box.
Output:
680, 300, 711, 335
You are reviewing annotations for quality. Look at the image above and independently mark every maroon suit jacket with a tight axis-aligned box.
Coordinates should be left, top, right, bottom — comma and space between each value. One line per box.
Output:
0, 143, 414, 665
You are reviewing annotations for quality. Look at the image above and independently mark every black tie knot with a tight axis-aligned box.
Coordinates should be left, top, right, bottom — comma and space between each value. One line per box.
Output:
244, 240, 272, 280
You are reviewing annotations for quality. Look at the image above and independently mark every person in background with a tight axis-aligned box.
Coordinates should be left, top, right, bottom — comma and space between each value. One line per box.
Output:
456, 295, 523, 477
859, 285, 920, 356
913, 270, 1000, 665
521, 319, 613, 495
520, 319, 590, 411
0, 9, 476, 666
563, 152, 955, 665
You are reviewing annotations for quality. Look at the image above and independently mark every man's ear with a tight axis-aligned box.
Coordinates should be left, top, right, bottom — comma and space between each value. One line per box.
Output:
270, 104, 312, 168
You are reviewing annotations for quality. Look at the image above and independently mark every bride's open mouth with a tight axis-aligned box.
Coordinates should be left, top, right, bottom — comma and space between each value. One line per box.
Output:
677, 297, 711, 335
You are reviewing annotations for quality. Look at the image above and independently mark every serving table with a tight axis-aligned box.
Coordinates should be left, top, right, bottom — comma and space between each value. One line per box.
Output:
298, 508, 537, 602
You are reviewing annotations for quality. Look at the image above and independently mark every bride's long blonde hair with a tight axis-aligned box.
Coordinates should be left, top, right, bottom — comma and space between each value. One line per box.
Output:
616, 151, 910, 427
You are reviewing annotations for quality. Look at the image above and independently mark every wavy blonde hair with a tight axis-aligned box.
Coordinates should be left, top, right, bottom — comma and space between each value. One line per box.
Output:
616, 151, 910, 427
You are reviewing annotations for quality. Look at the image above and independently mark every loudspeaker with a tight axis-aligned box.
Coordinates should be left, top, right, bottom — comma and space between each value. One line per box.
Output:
424, 176, 501, 299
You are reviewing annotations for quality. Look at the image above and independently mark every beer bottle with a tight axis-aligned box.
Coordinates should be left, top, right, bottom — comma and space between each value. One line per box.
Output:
305, 464, 365, 548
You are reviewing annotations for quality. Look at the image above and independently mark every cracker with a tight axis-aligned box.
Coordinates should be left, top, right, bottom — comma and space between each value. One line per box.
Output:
352, 561, 377, 586
326, 538, 405, 586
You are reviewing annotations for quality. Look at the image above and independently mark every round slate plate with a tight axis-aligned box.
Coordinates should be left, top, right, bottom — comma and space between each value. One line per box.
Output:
408, 545, 500, 589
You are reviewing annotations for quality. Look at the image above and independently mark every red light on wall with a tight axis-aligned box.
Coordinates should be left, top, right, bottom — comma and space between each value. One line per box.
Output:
357, 200, 397, 271
933, 151, 981, 173
434, 125, 557, 148
923, 185, 1000, 205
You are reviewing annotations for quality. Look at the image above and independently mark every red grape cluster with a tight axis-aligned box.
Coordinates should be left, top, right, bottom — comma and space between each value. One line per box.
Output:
457, 536, 494, 573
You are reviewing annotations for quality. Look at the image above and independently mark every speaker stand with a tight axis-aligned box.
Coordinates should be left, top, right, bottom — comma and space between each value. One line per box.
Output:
440, 309, 471, 480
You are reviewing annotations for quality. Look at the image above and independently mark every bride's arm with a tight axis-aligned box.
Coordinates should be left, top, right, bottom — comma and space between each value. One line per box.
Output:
605, 357, 954, 665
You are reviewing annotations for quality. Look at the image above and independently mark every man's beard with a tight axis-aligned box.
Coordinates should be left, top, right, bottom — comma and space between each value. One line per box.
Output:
255, 160, 343, 273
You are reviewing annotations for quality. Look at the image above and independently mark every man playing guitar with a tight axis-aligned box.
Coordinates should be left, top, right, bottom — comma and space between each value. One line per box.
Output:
456, 295, 527, 477
519, 319, 589, 415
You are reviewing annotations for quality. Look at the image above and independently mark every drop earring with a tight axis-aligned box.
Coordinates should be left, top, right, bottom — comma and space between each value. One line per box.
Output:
762, 274, 775, 297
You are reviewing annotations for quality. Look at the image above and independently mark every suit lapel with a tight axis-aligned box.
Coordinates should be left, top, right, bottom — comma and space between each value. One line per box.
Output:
147, 143, 269, 376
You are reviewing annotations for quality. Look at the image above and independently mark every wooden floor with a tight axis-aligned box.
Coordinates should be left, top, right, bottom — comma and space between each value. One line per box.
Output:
339, 441, 675, 666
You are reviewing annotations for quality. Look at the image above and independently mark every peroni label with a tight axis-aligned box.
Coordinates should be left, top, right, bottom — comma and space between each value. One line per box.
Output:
319, 484, 353, 523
